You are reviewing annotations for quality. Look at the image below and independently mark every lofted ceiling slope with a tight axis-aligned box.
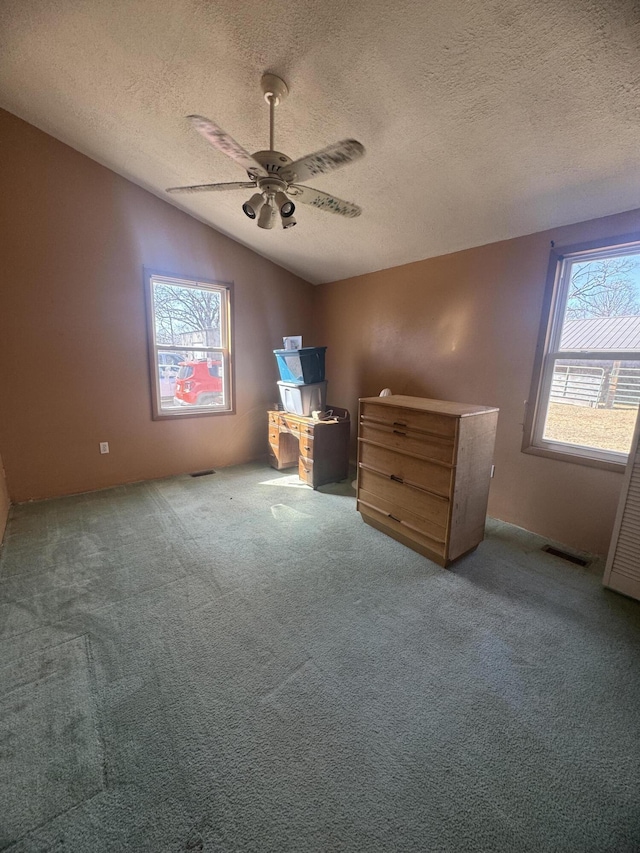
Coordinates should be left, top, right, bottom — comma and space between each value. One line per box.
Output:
0, 0, 638, 284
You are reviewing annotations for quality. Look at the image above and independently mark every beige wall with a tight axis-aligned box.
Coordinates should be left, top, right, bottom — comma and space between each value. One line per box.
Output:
0, 452, 9, 542
0, 110, 315, 502
316, 209, 640, 555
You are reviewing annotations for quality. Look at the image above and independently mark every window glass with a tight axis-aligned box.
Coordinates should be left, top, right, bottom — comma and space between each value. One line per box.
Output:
559, 255, 640, 350
543, 359, 639, 454
146, 273, 232, 418
153, 281, 222, 347
526, 242, 640, 466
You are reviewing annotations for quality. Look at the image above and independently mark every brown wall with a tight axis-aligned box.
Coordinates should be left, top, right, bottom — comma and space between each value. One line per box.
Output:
0, 110, 315, 502
316, 209, 640, 556
0, 452, 9, 542
1, 107, 638, 555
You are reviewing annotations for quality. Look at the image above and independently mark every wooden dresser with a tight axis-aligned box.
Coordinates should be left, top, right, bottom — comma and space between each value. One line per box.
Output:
268, 407, 350, 489
356, 395, 498, 566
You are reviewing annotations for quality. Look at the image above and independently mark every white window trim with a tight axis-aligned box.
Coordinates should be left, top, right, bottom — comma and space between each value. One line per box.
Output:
523, 234, 640, 471
144, 270, 234, 420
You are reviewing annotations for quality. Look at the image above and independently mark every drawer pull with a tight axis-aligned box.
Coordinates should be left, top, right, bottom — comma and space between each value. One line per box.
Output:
392, 429, 407, 436
389, 514, 401, 523
390, 474, 404, 484
303, 445, 311, 452
393, 421, 407, 427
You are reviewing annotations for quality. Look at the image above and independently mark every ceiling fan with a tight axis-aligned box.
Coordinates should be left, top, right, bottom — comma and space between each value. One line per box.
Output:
166, 73, 365, 230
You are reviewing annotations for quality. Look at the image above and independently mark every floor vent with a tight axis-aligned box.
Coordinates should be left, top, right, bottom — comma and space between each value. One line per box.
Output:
542, 545, 589, 567
190, 469, 215, 477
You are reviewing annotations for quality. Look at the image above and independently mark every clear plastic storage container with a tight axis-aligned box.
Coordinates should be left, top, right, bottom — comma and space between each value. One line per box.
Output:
277, 381, 327, 416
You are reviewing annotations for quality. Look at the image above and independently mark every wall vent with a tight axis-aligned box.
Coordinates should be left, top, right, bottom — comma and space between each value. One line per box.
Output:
542, 545, 589, 567
190, 469, 215, 477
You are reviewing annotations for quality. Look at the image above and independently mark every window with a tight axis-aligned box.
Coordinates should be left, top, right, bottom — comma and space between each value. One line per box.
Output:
145, 271, 233, 418
524, 235, 640, 468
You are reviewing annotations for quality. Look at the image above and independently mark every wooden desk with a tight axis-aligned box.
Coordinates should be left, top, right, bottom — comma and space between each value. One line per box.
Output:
268, 407, 350, 489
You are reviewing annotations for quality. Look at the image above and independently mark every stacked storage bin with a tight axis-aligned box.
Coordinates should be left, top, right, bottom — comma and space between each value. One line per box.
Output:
273, 347, 327, 415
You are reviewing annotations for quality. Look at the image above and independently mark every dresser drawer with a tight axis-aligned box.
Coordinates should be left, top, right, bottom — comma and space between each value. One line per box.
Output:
360, 402, 456, 439
358, 468, 450, 529
359, 441, 453, 497
358, 501, 447, 560
357, 487, 446, 545
359, 422, 454, 464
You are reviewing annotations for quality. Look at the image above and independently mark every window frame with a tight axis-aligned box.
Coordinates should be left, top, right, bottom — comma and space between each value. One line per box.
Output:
523, 233, 640, 471
144, 269, 235, 420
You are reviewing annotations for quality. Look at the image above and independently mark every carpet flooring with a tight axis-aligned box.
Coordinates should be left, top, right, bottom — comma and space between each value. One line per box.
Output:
0, 462, 639, 852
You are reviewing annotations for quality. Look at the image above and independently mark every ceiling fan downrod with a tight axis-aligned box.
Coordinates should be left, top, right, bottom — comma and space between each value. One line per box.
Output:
261, 73, 288, 153
250, 73, 295, 228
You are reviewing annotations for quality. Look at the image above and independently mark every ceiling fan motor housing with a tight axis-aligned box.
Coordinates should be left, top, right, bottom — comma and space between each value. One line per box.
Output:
247, 150, 292, 181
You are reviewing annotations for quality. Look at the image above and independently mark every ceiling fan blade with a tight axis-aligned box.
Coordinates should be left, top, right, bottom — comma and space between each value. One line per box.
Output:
187, 115, 268, 178
166, 181, 256, 195
281, 139, 365, 184
287, 185, 362, 218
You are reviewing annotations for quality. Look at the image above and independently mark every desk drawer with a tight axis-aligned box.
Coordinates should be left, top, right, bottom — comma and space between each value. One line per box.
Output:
268, 425, 280, 445
359, 442, 453, 497
299, 456, 313, 485
359, 422, 454, 464
299, 434, 314, 459
358, 467, 450, 529
281, 416, 301, 434
360, 402, 456, 439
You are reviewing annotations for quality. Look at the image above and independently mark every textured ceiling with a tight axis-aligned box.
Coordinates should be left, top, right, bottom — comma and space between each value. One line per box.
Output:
1, 0, 638, 284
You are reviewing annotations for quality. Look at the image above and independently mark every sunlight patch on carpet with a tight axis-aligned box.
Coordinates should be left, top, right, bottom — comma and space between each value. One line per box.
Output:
259, 475, 311, 489
270, 504, 314, 521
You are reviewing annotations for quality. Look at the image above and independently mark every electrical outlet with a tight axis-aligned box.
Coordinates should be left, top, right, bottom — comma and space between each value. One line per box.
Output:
99, 442, 109, 454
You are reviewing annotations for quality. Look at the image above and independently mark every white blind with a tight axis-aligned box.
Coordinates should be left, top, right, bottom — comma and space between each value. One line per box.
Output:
604, 414, 640, 600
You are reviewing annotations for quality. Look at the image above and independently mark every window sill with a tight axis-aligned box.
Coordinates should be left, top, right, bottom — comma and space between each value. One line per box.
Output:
521, 443, 626, 473
152, 406, 235, 421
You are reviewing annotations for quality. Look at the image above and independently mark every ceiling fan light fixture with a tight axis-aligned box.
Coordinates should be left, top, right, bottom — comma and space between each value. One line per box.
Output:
242, 192, 265, 219
274, 191, 295, 218
281, 214, 297, 229
257, 200, 276, 229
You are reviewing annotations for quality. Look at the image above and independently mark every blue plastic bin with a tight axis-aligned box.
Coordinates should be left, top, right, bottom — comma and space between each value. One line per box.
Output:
273, 347, 327, 385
